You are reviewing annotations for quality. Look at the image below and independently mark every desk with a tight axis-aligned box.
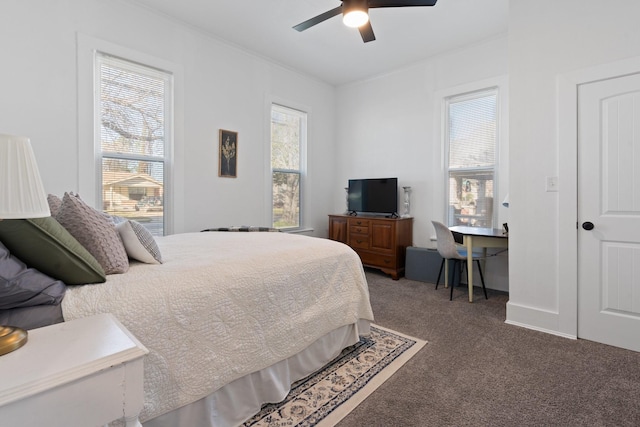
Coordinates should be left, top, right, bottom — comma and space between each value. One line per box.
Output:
449, 226, 508, 302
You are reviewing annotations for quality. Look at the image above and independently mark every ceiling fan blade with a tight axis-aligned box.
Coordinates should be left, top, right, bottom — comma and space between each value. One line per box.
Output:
293, 6, 343, 32
359, 21, 376, 43
368, 0, 438, 8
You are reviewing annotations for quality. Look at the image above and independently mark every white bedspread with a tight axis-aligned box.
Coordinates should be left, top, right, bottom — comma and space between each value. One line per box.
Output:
61, 232, 374, 422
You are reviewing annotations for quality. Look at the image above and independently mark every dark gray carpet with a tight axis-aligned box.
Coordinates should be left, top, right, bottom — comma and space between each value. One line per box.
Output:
337, 269, 640, 427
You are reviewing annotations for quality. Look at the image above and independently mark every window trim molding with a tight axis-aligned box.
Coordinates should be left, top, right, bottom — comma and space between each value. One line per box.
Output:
77, 33, 184, 234
434, 75, 509, 230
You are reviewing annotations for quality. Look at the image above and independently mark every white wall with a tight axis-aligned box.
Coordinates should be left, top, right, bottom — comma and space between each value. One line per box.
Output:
507, 0, 640, 336
0, 0, 336, 235
11, 0, 640, 329
334, 36, 510, 291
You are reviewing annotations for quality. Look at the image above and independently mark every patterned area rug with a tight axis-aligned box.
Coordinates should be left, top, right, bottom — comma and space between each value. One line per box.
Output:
242, 325, 427, 427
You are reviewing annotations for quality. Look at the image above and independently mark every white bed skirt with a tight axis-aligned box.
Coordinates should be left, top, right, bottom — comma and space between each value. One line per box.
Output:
143, 320, 371, 427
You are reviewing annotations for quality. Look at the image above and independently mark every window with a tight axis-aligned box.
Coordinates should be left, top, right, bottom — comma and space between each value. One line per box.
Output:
270, 104, 306, 229
445, 88, 497, 228
96, 53, 172, 236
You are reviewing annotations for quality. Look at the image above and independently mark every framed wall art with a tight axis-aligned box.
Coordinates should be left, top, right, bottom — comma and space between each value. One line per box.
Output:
218, 129, 238, 178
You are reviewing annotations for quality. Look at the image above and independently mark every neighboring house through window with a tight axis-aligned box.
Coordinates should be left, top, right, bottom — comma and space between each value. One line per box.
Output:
96, 53, 172, 236
270, 104, 306, 230
445, 88, 498, 228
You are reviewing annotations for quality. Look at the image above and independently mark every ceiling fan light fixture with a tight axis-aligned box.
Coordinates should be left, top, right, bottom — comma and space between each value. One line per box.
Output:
342, 0, 369, 28
293, 0, 438, 42
343, 10, 368, 28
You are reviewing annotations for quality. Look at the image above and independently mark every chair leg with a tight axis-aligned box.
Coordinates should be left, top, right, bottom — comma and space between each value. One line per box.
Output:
475, 260, 488, 299
450, 260, 459, 301
436, 259, 444, 290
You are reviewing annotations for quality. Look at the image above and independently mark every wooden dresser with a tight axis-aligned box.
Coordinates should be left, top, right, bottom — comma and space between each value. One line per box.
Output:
329, 214, 413, 280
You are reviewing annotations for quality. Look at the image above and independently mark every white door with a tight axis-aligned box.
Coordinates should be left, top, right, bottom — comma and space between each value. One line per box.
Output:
578, 72, 640, 352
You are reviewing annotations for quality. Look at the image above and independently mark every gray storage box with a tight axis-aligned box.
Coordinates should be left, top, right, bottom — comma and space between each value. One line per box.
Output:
405, 246, 455, 283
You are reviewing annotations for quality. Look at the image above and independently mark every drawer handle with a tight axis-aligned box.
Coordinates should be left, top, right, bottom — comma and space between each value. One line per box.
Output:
384, 259, 391, 264
356, 221, 362, 225
357, 240, 364, 244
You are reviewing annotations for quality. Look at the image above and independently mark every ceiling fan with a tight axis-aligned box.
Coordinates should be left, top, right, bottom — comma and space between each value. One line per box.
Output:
293, 0, 438, 43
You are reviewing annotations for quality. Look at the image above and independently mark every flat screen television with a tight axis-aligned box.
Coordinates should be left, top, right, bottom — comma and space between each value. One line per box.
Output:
348, 177, 398, 216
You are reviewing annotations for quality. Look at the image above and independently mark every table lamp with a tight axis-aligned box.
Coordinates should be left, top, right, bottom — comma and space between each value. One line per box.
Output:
0, 134, 51, 356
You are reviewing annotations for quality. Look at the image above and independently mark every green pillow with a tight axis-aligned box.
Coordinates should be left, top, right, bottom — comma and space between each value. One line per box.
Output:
0, 217, 106, 285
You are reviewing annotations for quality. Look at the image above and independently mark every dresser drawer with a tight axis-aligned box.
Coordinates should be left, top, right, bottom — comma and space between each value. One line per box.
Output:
349, 218, 370, 228
358, 251, 396, 269
350, 225, 369, 234
349, 233, 370, 249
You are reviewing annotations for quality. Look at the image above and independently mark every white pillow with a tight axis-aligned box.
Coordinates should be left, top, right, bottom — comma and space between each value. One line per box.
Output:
117, 220, 163, 264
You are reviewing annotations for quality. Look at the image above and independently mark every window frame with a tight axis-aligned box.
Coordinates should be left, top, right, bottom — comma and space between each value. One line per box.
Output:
444, 87, 498, 228
77, 34, 182, 235
437, 76, 508, 231
269, 102, 308, 231
95, 53, 172, 236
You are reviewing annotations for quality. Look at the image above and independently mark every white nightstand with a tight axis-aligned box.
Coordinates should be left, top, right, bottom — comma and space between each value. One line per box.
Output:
0, 313, 148, 427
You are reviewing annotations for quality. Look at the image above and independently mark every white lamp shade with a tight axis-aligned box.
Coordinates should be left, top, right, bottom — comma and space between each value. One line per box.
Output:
0, 134, 50, 219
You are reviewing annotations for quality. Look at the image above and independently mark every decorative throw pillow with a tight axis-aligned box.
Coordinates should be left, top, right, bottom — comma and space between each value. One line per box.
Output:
0, 241, 66, 309
0, 217, 105, 285
47, 194, 62, 217
55, 192, 129, 275
0, 304, 64, 330
117, 220, 163, 264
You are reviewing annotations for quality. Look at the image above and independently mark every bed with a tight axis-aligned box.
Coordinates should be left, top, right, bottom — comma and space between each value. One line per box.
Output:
0, 205, 374, 426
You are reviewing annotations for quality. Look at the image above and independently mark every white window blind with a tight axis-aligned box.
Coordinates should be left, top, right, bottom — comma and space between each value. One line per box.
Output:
449, 94, 496, 169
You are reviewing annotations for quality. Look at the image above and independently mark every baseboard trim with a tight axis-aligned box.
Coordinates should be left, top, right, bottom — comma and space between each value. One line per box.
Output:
505, 301, 577, 340
504, 319, 577, 340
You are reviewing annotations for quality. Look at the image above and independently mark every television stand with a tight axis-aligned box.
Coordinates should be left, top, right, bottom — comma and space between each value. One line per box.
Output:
328, 214, 413, 280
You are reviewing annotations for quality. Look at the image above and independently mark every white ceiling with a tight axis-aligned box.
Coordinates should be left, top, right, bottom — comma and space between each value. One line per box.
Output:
127, 0, 509, 86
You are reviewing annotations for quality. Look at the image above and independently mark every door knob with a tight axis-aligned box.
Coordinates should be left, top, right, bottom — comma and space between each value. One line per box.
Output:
582, 221, 595, 230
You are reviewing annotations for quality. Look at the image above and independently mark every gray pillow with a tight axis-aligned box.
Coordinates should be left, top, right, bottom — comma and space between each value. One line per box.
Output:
0, 217, 105, 285
0, 241, 66, 309
47, 194, 62, 217
55, 192, 129, 275
0, 304, 64, 330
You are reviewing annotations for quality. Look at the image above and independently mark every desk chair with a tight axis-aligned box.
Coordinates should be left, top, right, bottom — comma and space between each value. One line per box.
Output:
431, 221, 488, 301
